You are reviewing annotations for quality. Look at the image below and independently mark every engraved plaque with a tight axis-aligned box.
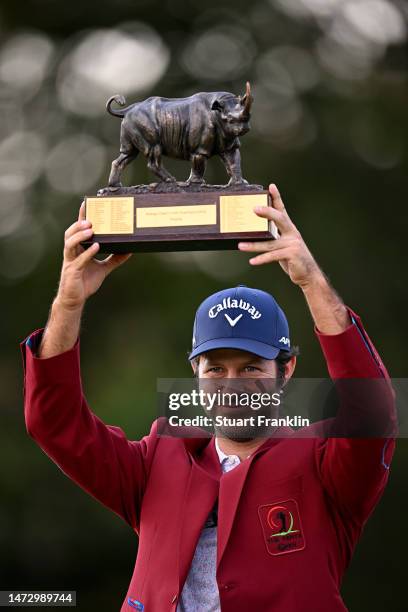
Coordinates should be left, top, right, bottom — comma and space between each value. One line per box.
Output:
86, 197, 134, 234
136, 204, 217, 229
220, 193, 268, 233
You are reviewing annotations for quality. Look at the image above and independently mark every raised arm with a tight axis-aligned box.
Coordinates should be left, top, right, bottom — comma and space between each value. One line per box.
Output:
39, 200, 131, 358
20, 205, 156, 533
239, 184, 397, 524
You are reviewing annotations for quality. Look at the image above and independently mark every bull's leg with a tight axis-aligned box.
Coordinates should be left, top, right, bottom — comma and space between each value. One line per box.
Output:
186, 154, 207, 184
147, 145, 176, 183
220, 148, 248, 186
108, 149, 139, 188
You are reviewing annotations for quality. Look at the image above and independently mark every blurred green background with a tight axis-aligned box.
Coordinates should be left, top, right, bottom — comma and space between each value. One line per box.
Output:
0, 0, 407, 609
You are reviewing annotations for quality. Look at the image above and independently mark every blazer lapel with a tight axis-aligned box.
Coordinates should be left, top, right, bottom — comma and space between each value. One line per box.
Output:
177, 437, 221, 590
216, 429, 293, 569
216, 451, 254, 569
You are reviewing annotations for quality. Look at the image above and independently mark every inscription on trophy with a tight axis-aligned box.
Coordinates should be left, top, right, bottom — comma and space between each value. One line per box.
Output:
220, 193, 268, 234
86, 197, 134, 234
136, 204, 217, 229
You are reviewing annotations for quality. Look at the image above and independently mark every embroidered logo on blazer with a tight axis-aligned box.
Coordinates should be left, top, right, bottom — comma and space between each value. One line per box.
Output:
258, 499, 305, 556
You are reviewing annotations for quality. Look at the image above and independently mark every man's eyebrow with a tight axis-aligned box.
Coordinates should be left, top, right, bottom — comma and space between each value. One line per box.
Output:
244, 358, 269, 367
202, 356, 222, 365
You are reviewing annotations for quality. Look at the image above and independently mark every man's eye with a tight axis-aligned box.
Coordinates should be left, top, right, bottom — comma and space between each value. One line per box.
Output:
243, 366, 259, 372
207, 366, 223, 373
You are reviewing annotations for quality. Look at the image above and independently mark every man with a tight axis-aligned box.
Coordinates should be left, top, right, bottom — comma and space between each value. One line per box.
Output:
20, 184, 395, 611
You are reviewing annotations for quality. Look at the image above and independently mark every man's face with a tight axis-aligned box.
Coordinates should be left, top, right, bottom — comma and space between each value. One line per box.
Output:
191, 349, 292, 442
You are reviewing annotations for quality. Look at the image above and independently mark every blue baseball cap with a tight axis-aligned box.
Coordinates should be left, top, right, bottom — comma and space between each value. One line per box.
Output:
189, 286, 291, 361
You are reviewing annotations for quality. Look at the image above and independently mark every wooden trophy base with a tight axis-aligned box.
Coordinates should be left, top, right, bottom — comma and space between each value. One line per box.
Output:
81, 185, 278, 253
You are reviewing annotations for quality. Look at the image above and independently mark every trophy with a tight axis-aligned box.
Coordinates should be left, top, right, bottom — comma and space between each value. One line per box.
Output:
82, 82, 278, 253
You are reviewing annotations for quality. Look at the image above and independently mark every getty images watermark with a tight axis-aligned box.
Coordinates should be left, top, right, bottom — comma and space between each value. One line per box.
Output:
156, 377, 402, 438
163, 387, 310, 429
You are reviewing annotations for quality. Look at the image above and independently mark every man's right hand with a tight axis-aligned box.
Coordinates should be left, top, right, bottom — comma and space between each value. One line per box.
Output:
37, 203, 132, 358
57, 201, 132, 311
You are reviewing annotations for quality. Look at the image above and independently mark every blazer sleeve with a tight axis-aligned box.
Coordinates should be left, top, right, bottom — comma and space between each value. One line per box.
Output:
20, 328, 159, 534
314, 307, 397, 525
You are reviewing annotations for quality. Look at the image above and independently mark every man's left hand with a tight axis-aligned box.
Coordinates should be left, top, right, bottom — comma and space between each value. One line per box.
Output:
238, 184, 322, 289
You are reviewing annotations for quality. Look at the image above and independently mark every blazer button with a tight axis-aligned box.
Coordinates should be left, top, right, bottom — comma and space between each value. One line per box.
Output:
171, 594, 178, 603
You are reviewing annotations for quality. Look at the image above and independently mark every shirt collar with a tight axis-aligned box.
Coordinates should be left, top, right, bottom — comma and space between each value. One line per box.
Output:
214, 436, 251, 464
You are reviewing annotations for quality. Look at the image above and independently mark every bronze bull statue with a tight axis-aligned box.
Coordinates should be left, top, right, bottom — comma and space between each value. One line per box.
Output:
106, 82, 253, 190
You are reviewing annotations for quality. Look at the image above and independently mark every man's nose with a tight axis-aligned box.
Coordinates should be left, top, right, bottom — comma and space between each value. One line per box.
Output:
221, 371, 241, 396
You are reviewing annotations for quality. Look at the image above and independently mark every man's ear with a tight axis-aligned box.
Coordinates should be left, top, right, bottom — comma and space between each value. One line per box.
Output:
284, 356, 297, 381
191, 358, 198, 376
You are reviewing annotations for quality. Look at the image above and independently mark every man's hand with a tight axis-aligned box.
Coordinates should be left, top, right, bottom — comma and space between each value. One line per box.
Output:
38, 203, 132, 358
238, 184, 321, 289
57, 201, 132, 311
239, 183, 351, 334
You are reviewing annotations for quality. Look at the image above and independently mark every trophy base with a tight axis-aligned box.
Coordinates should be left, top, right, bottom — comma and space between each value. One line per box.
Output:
96, 181, 264, 196
81, 235, 273, 254
82, 185, 278, 253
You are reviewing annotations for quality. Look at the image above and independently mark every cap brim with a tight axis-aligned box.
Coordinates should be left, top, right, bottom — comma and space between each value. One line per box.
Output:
188, 337, 281, 361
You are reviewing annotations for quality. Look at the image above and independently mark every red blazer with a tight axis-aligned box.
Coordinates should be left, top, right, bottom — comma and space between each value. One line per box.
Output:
20, 308, 396, 612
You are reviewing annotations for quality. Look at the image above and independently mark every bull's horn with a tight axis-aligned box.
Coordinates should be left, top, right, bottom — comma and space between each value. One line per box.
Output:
241, 81, 253, 115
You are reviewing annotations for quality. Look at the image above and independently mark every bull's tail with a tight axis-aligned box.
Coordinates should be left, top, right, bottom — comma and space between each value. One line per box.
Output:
106, 94, 133, 118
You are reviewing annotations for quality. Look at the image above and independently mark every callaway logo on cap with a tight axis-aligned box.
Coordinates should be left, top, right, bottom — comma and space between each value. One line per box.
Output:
189, 285, 291, 360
